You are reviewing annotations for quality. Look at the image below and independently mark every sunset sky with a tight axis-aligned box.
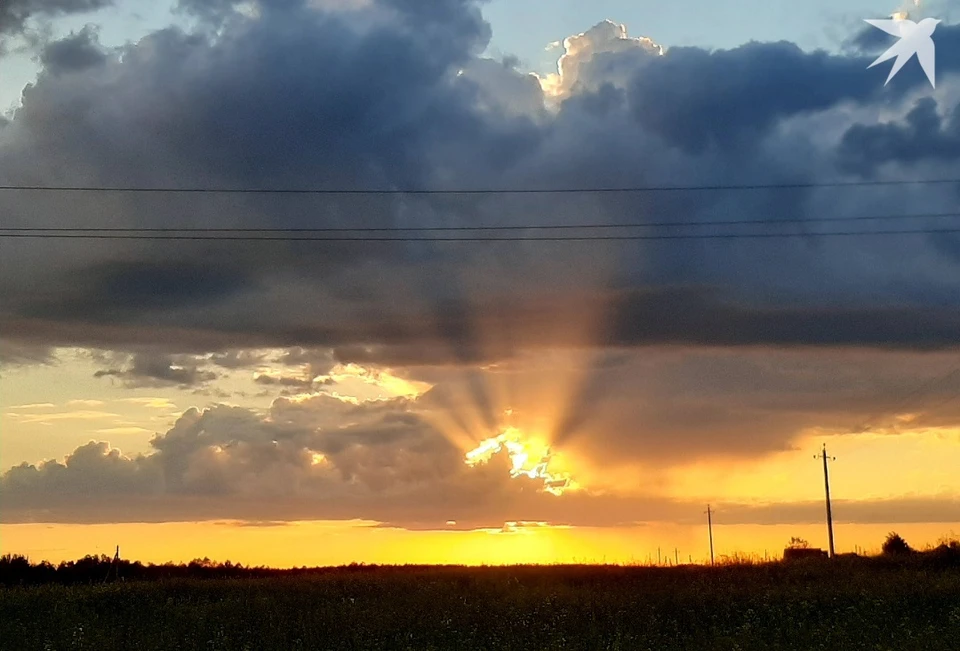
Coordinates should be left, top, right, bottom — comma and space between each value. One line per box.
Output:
1, 0, 959, 567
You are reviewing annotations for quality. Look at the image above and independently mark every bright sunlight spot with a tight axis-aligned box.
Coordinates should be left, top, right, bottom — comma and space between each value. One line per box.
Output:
465, 427, 576, 495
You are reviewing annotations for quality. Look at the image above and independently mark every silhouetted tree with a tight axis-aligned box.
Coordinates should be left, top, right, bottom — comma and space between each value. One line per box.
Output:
787, 537, 809, 549
882, 532, 913, 555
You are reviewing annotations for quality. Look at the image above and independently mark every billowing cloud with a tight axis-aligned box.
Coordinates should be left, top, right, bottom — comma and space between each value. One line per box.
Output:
538, 19, 662, 99
1, 11, 959, 360
36, 24, 106, 72
1, 395, 486, 523
3, 395, 958, 526
839, 96, 960, 175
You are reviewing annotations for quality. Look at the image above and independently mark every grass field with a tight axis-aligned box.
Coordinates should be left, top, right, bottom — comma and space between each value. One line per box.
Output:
2, 561, 959, 650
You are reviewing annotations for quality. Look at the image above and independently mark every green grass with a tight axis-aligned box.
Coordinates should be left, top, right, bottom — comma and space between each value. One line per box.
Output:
2, 563, 959, 650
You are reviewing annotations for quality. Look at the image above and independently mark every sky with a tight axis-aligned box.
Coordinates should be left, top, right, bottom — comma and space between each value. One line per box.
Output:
0, 0, 959, 567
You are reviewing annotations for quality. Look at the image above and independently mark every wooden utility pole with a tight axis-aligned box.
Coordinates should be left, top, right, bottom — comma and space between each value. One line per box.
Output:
706, 504, 715, 565
816, 444, 836, 558
104, 545, 120, 583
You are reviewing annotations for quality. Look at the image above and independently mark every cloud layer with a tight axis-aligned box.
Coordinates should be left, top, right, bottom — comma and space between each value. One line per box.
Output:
4, 393, 958, 527
1, 10, 959, 357
4, 346, 960, 526
2, 2, 960, 526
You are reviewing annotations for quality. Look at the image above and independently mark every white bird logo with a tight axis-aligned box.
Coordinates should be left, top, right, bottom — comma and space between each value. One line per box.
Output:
864, 16, 940, 89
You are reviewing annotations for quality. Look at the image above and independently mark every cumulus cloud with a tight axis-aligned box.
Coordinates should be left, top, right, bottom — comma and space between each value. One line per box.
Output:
1, 396, 478, 523
2, 440, 162, 496
37, 23, 106, 72
4, 393, 958, 527
538, 20, 662, 99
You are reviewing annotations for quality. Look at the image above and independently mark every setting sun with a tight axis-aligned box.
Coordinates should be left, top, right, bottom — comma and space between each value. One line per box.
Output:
465, 427, 577, 496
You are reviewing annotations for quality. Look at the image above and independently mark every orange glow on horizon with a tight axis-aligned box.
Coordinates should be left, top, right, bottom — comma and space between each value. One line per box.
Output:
2, 521, 954, 568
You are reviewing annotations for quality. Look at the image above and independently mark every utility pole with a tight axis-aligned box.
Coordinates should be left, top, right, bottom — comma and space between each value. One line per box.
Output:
104, 545, 120, 583
705, 504, 715, 566
816, 444, 836, 558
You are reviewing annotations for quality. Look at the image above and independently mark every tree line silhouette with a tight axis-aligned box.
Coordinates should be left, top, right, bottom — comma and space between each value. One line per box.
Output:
1, 533, 957, 586
0, 553, 390, 586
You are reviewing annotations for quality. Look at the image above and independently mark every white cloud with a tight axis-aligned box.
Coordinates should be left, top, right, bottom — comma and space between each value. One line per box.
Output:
538, 19, 663, 99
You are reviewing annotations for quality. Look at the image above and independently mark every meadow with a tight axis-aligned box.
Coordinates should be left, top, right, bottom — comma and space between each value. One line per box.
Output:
2, 557, 960, 650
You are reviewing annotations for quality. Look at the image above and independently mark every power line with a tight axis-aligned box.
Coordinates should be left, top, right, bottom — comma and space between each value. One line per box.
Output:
4, 211, 960, 233
2, 227, 960, 242
0, 178, 957, 195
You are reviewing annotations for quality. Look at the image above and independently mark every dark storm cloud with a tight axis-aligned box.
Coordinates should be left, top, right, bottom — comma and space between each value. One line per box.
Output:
38, 25, 106, 73
93, 352, 218, 387
606, 288, 960, 350
625, 41, 878, 154
6, 283, 960, 373
2, 7, 960, 357
839, 96, 960, 175
24, 261, 256, 322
